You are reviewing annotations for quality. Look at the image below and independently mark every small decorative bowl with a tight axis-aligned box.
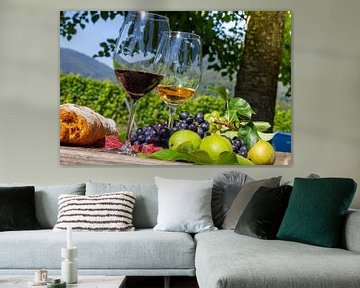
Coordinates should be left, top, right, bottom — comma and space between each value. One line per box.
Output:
47, 279, 66, 288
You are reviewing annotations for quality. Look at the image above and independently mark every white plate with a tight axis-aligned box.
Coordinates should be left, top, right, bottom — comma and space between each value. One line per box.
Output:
27, 278, 52, 287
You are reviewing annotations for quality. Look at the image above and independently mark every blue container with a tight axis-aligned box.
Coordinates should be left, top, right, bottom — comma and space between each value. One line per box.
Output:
272, 132, 291, 152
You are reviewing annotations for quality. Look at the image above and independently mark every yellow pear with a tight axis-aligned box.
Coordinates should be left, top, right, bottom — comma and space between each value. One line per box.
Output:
247, 139, 276, 165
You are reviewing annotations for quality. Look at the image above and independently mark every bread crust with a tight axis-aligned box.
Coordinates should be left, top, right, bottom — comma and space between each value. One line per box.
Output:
60, 103, 117, 146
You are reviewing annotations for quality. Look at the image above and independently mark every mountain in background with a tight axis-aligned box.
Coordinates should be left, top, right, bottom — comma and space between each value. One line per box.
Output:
60, 48, 115, 81
60, 48, 236, 94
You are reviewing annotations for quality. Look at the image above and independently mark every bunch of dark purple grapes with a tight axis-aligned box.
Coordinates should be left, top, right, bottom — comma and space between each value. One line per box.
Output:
130, 111, 211, 148
171, 111, 210, 138
230, 138, 248, 158
130, 122, 170, 148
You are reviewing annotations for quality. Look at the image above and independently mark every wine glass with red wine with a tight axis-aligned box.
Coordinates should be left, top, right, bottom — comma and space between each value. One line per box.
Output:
113, 11, 170, 152
157, 31, 202, 128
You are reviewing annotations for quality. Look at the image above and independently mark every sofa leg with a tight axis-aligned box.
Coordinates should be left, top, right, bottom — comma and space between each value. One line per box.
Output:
164, 276, 170, 288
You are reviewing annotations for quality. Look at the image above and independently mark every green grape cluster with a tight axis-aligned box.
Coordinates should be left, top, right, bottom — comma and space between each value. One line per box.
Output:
204, 111, 228, 133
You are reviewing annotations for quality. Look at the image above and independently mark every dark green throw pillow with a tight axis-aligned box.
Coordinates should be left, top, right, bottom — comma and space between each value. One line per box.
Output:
234, 185, 293, 239
276, 178, 357, 247
0, 186, 41, 231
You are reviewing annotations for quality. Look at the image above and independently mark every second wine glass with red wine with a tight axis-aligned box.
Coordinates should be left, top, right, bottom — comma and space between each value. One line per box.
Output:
113, 11, 170, 153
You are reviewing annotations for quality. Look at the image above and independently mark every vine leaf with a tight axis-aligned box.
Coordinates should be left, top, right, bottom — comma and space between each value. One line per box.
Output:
238, 122, 259, 148
227, 98, 255, 121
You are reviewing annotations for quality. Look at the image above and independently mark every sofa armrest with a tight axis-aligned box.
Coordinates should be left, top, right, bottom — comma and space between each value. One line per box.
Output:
342, 209, 360, 253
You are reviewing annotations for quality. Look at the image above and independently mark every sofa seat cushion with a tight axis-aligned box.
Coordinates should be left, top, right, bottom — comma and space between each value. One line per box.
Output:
0, 229, 195, 270
195, 230, 360, 288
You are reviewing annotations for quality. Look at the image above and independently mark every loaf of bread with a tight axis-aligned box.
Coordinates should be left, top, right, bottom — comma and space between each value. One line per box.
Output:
60, 103, 117, 146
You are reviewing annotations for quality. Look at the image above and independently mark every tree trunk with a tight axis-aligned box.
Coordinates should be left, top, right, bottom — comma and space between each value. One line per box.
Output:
235, 11, 285, 130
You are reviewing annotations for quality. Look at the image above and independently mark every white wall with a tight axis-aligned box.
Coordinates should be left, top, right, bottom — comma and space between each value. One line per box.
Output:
0, 0, 359, 208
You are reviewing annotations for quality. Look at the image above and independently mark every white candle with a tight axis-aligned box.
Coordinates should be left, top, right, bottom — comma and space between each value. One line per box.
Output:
67, 225, 72, 249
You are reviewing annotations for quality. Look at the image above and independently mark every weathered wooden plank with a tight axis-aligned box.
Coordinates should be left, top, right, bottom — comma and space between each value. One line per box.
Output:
60, 146, 292, 166
60, 146, 191, 165
274, 152, 292, 166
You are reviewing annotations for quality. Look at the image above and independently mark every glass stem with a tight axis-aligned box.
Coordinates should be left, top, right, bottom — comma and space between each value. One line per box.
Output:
168, 105, 177, 128
126, 99, 138, 142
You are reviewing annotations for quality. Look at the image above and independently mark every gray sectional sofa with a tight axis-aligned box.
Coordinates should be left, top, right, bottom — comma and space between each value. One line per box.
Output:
0, 180, 360, 288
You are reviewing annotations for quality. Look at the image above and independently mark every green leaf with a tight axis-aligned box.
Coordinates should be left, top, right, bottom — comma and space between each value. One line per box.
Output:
253, 121, 271, 132
176, 141, 197, 154
207, 86, 230, 102
100, 11, 108, 20
258, 131, 275, 142
144, 149, 239, 165
227, 98, 255, 121
188, 150, 215, 165
215, 151, 238, 165
223, 130, 238, 139
145, 149, 191, 162
238, 122, 259, 148
91, 14, 100, 23
236, 155, 255, 165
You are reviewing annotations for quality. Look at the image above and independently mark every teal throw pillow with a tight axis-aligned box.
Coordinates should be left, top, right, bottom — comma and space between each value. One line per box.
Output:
277, 177, 357, 247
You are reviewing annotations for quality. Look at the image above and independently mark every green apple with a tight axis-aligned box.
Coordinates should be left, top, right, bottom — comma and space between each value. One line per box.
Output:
168, 130, 201, 151
199, 134, 233, 161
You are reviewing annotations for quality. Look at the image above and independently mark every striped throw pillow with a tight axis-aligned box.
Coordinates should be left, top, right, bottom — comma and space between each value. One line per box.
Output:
53, 192, 136, 231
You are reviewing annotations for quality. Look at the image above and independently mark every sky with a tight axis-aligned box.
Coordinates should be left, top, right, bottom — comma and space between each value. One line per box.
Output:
60, 15, 124, 68
59, 11, 243, 69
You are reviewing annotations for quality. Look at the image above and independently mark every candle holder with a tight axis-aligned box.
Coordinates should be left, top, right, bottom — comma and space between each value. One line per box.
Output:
61, 247, 78, 284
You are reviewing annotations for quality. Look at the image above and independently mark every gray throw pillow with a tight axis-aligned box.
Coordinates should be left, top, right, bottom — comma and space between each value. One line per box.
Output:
222, 176, 281, 230
212, 171, 252, 228
0, 183, 85, 228
154, 177, 217, 233
283, 173, 320, 186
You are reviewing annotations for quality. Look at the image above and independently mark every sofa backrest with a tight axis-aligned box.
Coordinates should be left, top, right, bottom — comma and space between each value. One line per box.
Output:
86, 181, 158, 229
0, 182, 86, 228
341, 209, 360, 253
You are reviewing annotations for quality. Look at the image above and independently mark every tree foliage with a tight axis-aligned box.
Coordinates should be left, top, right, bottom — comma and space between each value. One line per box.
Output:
60, 11, 246, 80
274, 102, 291, 132
278, 11, 291, 96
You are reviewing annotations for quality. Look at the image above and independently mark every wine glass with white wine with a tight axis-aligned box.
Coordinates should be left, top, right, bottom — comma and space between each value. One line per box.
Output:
157, 31, 202, 128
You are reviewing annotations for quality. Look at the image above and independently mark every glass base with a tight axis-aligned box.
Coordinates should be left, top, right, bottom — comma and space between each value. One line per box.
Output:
117, 141, 135, 155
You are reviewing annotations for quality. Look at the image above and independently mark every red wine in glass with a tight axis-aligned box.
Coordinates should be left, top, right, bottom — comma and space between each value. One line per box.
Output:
114, 70, 164, 101
113, 12, 170, 153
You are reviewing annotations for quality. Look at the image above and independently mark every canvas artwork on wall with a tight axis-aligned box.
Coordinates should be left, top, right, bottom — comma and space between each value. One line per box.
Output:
59, 10, 292, 166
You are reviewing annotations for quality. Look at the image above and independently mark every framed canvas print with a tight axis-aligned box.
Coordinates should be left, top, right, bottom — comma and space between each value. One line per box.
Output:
60, 10, 292, 166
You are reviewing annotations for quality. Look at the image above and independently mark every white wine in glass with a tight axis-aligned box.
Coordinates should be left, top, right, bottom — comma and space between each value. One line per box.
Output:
158, 31, 202, 128
157, 86, 196, 106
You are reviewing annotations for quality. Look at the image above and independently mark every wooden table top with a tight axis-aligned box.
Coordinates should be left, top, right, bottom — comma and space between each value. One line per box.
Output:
60, 146, 292, 166
60, 146, 191, 166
